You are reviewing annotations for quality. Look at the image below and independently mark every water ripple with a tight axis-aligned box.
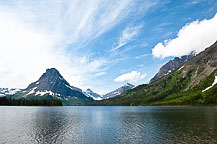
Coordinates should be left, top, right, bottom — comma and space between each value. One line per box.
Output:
0, 106, 217, 144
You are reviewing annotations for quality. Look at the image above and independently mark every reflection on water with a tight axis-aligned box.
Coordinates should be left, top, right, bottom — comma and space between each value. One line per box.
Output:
0, 106, 217, 144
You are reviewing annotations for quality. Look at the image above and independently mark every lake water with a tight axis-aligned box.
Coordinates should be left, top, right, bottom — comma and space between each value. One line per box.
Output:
0, 106, 217, 144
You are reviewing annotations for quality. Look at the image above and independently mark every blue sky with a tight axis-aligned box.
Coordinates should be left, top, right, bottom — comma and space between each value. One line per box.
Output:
0, 0, 216, 94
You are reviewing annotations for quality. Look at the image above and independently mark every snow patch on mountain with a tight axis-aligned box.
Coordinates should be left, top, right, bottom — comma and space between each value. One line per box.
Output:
202, 76, 217, 92
35, 90, 61, 96
178, 66, 184, 71
26, 87, 37, 95
65, 84, 82, 92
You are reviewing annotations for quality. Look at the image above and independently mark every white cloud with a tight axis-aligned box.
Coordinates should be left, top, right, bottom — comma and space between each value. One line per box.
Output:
0, 11, 55, 87
192, 1, 199, 4
111, 24, 142, 51
0, 0, 133, 90
114, 71, 146, 83
0, 0, 159, 94
152, 13, 217, 58
94, 72, 106, 76
135, 54, 149, 59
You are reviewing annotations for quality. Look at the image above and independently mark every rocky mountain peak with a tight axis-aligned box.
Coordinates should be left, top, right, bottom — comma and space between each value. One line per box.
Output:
26, 68, 70, 91
24, 68, 84, 97
39, 68, 69, 84
13, 68, 94, 105
150, 52, 195, 83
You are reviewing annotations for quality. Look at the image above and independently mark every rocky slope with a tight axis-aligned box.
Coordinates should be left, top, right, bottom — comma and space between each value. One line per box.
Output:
150, 53, 195, 83
89, 41, 217, 106
11, 68, 94, 105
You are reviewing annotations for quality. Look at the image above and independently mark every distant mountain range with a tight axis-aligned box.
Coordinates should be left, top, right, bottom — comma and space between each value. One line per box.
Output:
5, 41, 217, 106
2, 68, 135, 105
89, 41, 217, 106
83, 88, 103, 100
0, 88, 21, 97
83, 83, 134, 100
150, 52, 195, 83
102, 83, 134, 99
10, 68, 94, 105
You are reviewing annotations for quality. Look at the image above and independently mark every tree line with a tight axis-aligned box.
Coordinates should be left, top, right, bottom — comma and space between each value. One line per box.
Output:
0, 97, 63, 106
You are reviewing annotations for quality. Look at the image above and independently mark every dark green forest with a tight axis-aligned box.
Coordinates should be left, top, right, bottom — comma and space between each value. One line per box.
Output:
0, 97, 62, 106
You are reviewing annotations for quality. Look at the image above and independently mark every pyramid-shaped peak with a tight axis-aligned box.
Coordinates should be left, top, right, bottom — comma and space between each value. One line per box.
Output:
38, 68, 67, 84
26, 68, 70, 91
45, 68, 61, 75
40, 68, 63, 80
18, 68, 93, 105
46, 68, 58, 72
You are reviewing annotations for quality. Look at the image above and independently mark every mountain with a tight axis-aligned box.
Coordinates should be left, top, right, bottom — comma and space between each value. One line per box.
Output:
102, 83, 134, 99
150, 53, 195, 83
11, 68, 94, 105
83, 83, 134, 100
89, 41, 217, 106
83, 89, 103, 100
0, 88, 21, 97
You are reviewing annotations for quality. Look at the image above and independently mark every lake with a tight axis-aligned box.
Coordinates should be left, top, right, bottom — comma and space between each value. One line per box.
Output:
0, 106, 217, 144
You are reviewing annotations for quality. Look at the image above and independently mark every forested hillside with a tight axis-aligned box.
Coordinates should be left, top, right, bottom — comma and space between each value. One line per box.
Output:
89, 41, 217, 106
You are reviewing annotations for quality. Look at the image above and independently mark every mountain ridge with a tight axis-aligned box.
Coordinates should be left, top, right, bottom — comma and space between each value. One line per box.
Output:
150, 52, 195, 83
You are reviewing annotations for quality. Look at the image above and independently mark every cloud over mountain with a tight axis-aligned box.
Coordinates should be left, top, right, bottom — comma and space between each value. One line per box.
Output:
152, 13, 217, 58
0, 0, 135, 90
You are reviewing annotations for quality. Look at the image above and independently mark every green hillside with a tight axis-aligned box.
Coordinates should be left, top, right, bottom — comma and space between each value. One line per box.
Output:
89, 41, 217, 106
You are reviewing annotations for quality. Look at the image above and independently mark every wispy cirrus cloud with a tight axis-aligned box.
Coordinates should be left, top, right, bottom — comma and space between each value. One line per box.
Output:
111, 24, 143, 52
94, 72, 107, 77
0, 0, 134, 90
0, 0, 161, 94
3, 0, 135, 50
135, 54, 150, 59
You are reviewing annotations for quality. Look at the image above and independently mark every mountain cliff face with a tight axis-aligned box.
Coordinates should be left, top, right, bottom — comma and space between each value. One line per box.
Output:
89, 41, 217, 106
102, 83, 134, 99
150, 53, 195, 83
11, 68, 94, 105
